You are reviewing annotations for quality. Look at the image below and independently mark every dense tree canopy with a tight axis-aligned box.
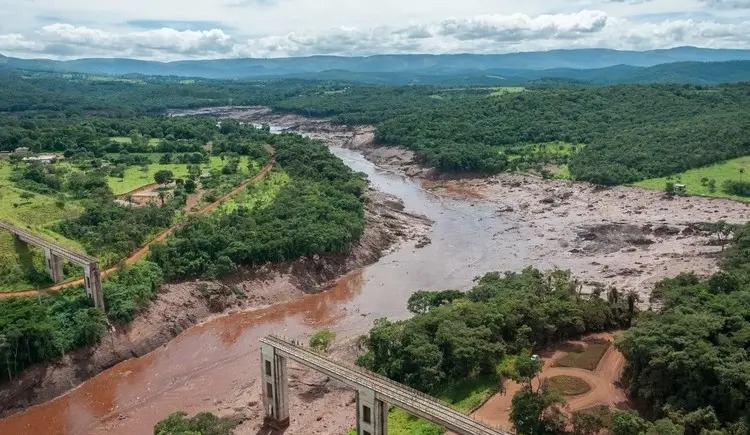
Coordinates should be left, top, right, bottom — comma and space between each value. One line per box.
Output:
149, 133, 366, 278
616, 223, 750, 432
4, 69, 750, 183
358, 268, 636, 392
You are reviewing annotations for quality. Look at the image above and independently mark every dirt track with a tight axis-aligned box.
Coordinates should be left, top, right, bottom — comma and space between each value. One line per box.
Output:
0, 159, 275, 299
472, 333, 628, 431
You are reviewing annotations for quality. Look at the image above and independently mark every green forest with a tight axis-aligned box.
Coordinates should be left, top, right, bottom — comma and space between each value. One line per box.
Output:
149, 133, 366, 278
0, 82, 367, 381
3, 70, 750, 184
358, 268, 636, 392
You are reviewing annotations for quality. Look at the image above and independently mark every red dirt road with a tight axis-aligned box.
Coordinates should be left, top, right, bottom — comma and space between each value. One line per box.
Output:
0, 160, 275, 299
472, 333, 629, 432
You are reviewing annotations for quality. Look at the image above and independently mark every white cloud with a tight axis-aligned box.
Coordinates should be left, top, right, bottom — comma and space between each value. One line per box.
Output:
1, 6, 750, 60
0, 34, 44, 51
37, 24, 232, 56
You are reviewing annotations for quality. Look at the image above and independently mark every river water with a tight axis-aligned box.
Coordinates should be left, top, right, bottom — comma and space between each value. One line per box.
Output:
0, 144, 548, 435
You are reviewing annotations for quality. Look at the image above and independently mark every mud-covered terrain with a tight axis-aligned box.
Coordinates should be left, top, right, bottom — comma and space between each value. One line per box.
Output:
3, 107, 748, 435
209, 106, 750, 301
0, 191, 429, 418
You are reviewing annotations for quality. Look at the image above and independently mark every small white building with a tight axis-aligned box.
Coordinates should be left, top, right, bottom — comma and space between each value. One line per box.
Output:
22, 154, 60, 164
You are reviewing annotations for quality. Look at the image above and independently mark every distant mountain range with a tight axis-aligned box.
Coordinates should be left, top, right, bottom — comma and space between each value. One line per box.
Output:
3, 46, 750, 85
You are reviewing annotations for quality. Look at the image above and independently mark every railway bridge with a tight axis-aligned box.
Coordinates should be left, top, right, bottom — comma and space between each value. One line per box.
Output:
260, 335, 512, 435
0, 221, 105, 310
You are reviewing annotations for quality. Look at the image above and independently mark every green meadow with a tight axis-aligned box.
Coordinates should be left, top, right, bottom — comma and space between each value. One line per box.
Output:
634, 156, 750, 202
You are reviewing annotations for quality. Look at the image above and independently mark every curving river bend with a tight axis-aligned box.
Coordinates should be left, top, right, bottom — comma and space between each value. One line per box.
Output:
3, 110, 735, 434
0, 140, 547, 434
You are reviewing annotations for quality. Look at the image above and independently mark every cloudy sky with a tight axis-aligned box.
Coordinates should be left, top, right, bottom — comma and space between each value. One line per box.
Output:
1, 0, 750, 60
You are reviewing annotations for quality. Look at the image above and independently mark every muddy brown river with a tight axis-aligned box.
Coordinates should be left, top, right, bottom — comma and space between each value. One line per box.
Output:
0, 141, 547, 434
3, 110, 741, 434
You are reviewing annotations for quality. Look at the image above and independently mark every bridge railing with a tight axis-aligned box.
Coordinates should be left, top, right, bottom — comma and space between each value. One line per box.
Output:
263, 334, 512, 435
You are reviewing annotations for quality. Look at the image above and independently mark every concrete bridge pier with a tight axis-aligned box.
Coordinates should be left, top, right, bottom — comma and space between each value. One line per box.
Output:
356, 387, 388, 435
83, 264, 105, 311
261, 343, 290, 428
44, 248, 64, 283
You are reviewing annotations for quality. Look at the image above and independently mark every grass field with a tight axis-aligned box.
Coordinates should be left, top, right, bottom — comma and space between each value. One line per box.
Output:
0, 161, 85, 291
554, 339, 611, 371
551, 164, 571, 179
218, 170, 290, 214
109, 136, 161, 145
108, 156, 240, 195
368, 358, 520, 435
634, 156, 750, 202
503, 141, 582, 161
548, 375, 592, 396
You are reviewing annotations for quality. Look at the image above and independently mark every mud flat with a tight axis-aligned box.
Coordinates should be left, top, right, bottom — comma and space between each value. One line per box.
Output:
214, 106, 750, 301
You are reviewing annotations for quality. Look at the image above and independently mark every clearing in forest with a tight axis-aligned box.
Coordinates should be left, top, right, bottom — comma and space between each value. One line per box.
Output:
472, 332, 628, 432
217, 169, 290, 214
553, 338, 612, 371
109, 136, 161, 145
108, 155, 234, 195
634, 155, 750, 202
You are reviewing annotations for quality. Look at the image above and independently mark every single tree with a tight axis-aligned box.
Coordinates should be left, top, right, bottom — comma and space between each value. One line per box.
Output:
184, 179, 197, 194
611, 411, 651, 435
705, 220, 733, 251
154, 170, 174, 185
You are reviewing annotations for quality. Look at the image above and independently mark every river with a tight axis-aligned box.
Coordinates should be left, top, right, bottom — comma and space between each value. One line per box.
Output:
0, 130, 556, 434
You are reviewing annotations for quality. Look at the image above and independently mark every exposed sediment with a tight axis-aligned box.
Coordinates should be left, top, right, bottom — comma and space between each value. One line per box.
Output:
0, 191, 430, 418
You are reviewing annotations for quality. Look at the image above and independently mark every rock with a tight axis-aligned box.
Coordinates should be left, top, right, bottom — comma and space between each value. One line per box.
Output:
540, 197, 555, 204
405, 167, 422, 177
626, 237, 655, 246
415, 236, 432, 249
653, 225, 680, 236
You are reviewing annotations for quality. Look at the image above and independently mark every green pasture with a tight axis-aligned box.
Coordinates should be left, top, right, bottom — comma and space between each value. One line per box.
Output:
217, 170, 289, 214
109, 136, 161, 145
108, 156, 242, 195
634, 156, 750, 202
0, 161, 85, 291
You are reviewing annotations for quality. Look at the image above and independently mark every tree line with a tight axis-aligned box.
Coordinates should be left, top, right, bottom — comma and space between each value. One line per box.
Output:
149, 132, 366, 278
357, 267, 636, 392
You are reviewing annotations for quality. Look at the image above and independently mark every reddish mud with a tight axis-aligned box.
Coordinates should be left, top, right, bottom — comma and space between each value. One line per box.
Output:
3, 108, 749, 435
472, 333, 628, 432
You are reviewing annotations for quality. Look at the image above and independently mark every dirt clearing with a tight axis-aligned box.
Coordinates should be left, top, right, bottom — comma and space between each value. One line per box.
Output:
472, 332, 628, 432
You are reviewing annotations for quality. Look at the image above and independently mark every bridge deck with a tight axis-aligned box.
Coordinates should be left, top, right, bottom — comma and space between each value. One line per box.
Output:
0, 221, 97, 265
261, 335, 511, 435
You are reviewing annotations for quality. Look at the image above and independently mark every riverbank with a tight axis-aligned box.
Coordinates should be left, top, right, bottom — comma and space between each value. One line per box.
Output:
4, 107, 749, 435
215, 106, 750, 301
0, 190, 430, 420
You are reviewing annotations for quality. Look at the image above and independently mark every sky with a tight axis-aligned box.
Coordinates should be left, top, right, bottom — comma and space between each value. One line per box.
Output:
2, 0, 750, 60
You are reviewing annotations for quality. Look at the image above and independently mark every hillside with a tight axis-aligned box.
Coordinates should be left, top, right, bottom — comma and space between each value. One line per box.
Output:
3, 47, 750, 83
